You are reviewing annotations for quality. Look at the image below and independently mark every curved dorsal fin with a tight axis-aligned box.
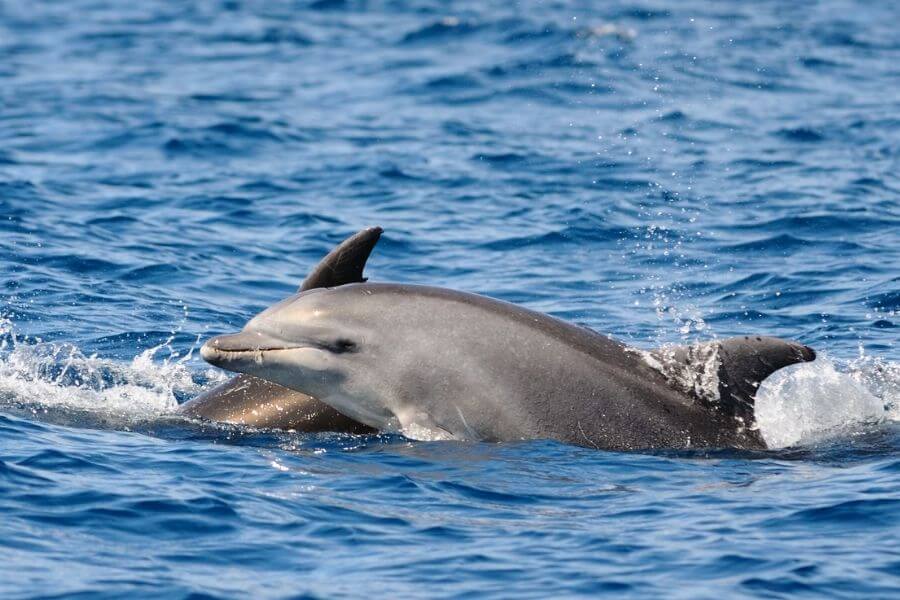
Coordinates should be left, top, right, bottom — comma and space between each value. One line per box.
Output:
300, 227, 383, 292
714, 336, 815, 420
651, 336, 816, 423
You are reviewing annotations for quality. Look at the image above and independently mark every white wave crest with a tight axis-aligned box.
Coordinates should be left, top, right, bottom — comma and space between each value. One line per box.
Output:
0, 318, 227, 422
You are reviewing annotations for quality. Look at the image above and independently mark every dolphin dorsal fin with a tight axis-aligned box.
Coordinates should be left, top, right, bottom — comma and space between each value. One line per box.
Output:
300, 227, 383, 292
651, 336, 816, 423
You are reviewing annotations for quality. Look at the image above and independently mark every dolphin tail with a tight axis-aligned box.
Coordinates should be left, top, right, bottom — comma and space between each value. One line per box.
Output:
651, 336, 816, 426
714, 336, 815, 421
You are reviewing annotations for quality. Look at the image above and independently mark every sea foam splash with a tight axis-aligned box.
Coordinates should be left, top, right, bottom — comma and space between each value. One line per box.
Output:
755, 354, 900, 449
0, 318, 226, 423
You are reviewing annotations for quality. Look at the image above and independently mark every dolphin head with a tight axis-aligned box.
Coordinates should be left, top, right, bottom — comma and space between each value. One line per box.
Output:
200, 286, 399, 429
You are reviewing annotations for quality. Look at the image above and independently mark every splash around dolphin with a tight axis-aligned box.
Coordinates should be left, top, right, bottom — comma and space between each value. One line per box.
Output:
197, 229, 816, 451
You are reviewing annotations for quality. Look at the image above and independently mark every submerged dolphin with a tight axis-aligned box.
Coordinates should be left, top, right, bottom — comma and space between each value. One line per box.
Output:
178, 228, 381, 433
199, 239, 816, 450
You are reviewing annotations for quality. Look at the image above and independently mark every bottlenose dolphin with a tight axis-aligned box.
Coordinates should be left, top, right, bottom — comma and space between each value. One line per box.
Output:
199, 252, 816, 450
178, 228, 381, 433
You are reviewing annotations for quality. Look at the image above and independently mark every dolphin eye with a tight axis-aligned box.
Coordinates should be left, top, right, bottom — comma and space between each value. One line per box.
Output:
332, 339, 357, 353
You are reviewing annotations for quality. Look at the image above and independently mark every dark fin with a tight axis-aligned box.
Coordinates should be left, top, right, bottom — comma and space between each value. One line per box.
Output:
651, 336, 816, 424
714, 336, 815, 421
300, 226, 383, 291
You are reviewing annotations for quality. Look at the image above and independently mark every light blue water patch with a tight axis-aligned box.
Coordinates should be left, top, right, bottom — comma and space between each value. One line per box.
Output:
1, 0, 899, 597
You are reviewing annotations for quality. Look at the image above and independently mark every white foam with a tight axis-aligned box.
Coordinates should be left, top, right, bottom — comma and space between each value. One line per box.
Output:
755, 354, 900, 449
641, 342, 721, 404
400, 421, 454, 442
0, 318, 227, 422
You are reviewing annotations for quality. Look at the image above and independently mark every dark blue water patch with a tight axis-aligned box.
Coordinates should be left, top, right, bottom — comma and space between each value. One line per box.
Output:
400, 18, 484, 45
204, 121, 288, 142
866, 289, 900, 311
471, 151, 532, 167
17, 449, 119, 474
502, 22, 569, 45
308, 0, 349, 10
776, 127, 827, 143
799, 55, 845, 70
162, 121, 297, 158
484, 52, 598, 78
31, 254, 124, 275
85, 214, 141, 228
0, 459, 54, 487
209, 27, 314, 47
118, 263, 183, 283
614, 6, 672, 20
767, 498, 900, 531
731, 214, 899, 235
717, 234, 864, 255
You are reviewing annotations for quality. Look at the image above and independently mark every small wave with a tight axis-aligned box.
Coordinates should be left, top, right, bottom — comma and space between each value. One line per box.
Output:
480, 225, 633, 250
719, 234, 863, 254
800, 56, 843, 70
731, 214, 896, 235
208, 27, 313, 47
308, 0, 346, 9
162, 122, 289, 158
866, 289, 900, 312
776, 127, 826, 143
400, 18, 482, 45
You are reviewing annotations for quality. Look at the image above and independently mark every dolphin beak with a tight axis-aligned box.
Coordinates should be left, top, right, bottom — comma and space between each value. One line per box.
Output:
200, 331, 291, 368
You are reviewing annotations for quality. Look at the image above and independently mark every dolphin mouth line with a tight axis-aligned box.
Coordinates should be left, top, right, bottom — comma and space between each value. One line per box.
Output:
209, 346, 303, 355
199, 338, 324, 365
201, 345, 323, 363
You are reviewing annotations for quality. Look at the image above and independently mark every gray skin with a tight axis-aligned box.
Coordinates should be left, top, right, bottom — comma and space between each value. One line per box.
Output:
199, 281, 816, 451
178, 228, 381, 434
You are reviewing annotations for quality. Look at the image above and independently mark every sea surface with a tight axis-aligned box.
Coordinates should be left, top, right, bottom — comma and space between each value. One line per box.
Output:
1, 0, 899, 597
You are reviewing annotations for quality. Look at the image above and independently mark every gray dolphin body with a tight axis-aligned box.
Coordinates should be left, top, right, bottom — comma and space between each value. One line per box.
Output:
199, 273, 815, 450
178, 228, 380, 433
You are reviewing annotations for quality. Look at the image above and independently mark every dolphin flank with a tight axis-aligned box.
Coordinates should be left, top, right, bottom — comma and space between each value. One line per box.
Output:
197, 231, 816, 450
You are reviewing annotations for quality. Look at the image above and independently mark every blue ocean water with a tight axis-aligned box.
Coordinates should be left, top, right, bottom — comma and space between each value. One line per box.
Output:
1, 0, 899, 597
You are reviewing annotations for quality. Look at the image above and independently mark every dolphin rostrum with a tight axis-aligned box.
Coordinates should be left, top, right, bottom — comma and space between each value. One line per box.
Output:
178, 228, 382, 433
198, 234, 815, 450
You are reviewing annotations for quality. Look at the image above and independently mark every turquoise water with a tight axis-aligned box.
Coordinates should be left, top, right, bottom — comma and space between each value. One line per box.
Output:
1, 0, 898, 597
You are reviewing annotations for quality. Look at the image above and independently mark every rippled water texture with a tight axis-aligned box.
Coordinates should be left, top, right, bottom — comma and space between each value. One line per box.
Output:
1, 0, 899, 597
